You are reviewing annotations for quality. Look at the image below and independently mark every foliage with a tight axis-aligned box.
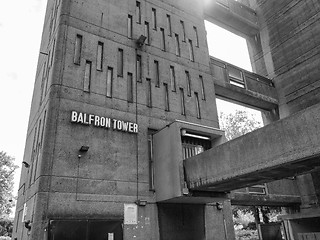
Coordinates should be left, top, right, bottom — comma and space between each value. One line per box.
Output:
218, 110, 262, 140
0, 151, 18, 218
0, 218, 13, 237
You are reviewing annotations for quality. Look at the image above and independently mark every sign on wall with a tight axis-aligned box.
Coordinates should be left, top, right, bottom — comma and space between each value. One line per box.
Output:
124, 204, 138, 225
71, 111, 138, 133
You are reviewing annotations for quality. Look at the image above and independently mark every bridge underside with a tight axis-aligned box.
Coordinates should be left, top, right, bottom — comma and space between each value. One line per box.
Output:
184, 102, 320, 192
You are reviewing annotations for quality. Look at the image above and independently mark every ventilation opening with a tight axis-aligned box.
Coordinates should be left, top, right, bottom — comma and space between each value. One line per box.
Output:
205, 20, 252, 72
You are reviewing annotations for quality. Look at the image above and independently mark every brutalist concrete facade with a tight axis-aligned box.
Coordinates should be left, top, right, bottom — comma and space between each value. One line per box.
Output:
12, 0, 320, 239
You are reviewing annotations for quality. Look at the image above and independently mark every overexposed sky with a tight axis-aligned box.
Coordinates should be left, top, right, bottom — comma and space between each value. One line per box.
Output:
1, 1, 255, 195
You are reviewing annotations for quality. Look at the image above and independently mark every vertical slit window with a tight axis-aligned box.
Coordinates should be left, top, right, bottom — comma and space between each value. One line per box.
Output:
51, 39, 55, 67
199, 75, 205, 100
180, 20, 186, 41
84, 61, 92, 92
154, 60, 160, 87
188, 39, 194, 61
117, 48, 124, 77
160, 28, 166, 51
127, 73, 133, 102
97, 41, 104, 71
144, 22, 150, 44
175, 34, 180, 56
136, 1, 141, 24
136, 54, 142, 82
146, 78, 152, 107
163, 83, 169, 111
152, 8, 157, 30
185, 71, 191, 96
74, 34, 82, 65
128, 15, 133, 38
180, 88, 185, 115
40, 111, 46, 147
106, 67, 113, 97
169, 66, 176, 92
166, 14, 172, 36
195, 92, 201, 118
193, 26, 199, 47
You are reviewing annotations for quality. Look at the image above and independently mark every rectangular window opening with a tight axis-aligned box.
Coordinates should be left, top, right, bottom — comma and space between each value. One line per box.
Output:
144, 22, 150, 44
106, 67, 113, 97
180, 88, 185, 115
136, 1, 141, 24
170, 66, 176, 92
180, 20, 186, 42
136, 54, 142, 82
175, 34, 180, 56
74, 34, 82, 65
199, 75, 205, 100
127, 72, 133, 102
188, 39, 194, 61
160, 28, 166, 51
146, 78, 152, 107
194, 26, 199, 47
228, 66, 245, 88
195, 92, 201, 119
84, 61, 92, 92
163, 83, 169, 111
97, 41, 104, 71
117, 48, 124, 77
152, 8, 157, 30
154, 60, 160, 87
166, 14, 172, 36
185, 71, 191, 96
128, 15, 133, 38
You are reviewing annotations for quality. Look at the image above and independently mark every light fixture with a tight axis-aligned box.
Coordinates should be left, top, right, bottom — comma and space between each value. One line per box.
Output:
136, 35, 147, 48
22, 161, 30, 168
216, 202, 223, 210
24, 220, 32, 230
79, 146, 89, 152
181, 129, 210, 140
135, 199, 147, 206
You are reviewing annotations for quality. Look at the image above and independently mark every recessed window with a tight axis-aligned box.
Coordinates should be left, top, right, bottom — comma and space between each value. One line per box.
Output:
97, 41, 104, 71
194, 92, 201, 119
152, 8, 157, 30
175, 34, 180, 56
163, 83, 169, 111
146, 78, 152, 107
136, 54, 142, 82
117, 48, 124, 77
166, 14, 172, 36
106, 67, 113, 97
84, 61, 92, 92
180, 88, 185, 115
193, 26, 199, 47
136, 1, 141, 24
188, 39, 194, 61
180, 20, 186, 41
74, 34, 82, 65
228, 66, 245, 88
199, 75, 205, 100
127, 72, 133, 102
144, 22, 150, 44
154, 60, 160, 87
169, 66, 176, 92
185, 71, 191, 96
128, 15, 133, 38
160, 28, 166, 51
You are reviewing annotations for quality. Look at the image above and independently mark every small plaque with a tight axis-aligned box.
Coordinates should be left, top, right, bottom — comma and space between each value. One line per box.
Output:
124, 204, 138, 225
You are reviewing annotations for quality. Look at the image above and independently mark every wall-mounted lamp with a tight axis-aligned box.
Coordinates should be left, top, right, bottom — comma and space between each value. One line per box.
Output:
79, 146, 89, 152
22, 161, 30, 168
135, 199, 147, 206
136, 35, 147, 48
24, 220, 32, 231
181, 129, 211, 140
216, 202, 223, 210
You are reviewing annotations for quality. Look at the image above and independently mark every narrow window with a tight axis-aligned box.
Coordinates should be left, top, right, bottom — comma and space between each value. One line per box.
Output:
163, 83, 169, 111
50, 39, 55, 67
180, 20, 186, 41
127, 72, 133, 102
148, 129, 157, 190
199, 75, 205, 100
169, 66, 176, 92
97, 41, 104, 71
146, 78, 152, 107
154, 60, 160, 87
128, 15, 133, 38
175, 34, 180, 56
180, 88, 185, 115
117, 48, 124, 77
136, 1, 141, 24
84, 61, 92, 92
106, 67, 113, 97
160, 28, 166, 51
193, 26, 199, 47
166, 14, 172, 36
136, 54, 142, 82
40, 111, 47, 147
194, 92, 201, 118
185, 71, 191, 96
144, 22, 150, 44
188, 39, 194, 61
152, 8, 157, 30
74, 34, 82, 65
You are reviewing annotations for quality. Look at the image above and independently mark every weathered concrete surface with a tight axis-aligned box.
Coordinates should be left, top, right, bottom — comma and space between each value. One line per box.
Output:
185, 102, 320, 192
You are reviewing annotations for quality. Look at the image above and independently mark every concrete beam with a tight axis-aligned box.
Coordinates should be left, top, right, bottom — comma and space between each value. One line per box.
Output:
184, 102, 320, 192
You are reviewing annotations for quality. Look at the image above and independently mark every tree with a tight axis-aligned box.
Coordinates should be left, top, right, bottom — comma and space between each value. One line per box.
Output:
218, 109, 262, 140
0, 151, 18, 218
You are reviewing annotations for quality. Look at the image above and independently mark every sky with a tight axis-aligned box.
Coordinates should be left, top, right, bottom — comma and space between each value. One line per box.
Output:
0, 1, 260, 196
